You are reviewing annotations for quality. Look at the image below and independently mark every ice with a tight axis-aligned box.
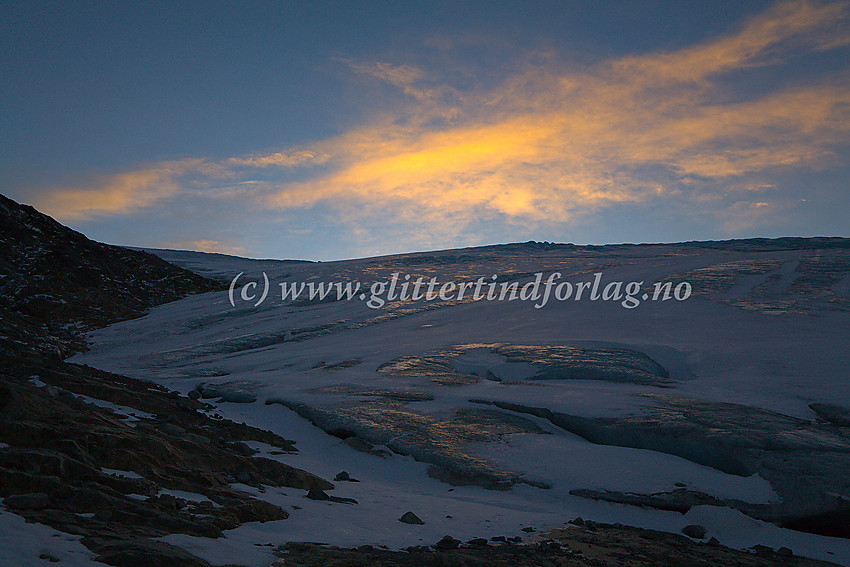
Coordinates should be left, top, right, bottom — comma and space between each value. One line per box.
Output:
70, 243, 850, 564
452, 348, 538, 380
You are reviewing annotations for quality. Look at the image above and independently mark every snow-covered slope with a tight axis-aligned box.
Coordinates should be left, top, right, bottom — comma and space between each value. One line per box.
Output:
73, 240, 850, 565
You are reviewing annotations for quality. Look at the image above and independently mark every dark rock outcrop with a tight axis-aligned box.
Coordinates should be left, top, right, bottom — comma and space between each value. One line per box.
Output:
81, 537, 212, 567
0, 193, 223, 363
399, 511, 424, 525
810, 403, 850, 427
0, 194, 333, 565
273, 521, 842, 566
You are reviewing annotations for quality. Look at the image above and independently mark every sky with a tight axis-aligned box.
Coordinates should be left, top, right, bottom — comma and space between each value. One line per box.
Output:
2, 1, 849, 260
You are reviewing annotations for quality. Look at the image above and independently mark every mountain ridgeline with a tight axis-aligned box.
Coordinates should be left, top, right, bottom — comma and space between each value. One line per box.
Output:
0, 194, 224, 361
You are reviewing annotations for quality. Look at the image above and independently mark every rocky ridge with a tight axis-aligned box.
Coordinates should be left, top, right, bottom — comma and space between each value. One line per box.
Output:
0, 194, 335, 565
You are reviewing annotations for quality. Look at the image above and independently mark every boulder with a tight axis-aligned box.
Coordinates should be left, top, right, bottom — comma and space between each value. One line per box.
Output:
399, 511, 424, 525
681, 524, 707, 539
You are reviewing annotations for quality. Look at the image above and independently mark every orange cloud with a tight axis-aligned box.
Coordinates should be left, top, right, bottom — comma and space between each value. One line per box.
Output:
610, 1, 850, 83
257, 1, 849, 234
32, 159, 203, 221
28, 1, 850, 244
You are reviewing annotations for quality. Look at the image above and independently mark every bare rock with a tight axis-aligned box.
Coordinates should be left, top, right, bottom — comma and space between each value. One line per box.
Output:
434, 535, 461, 550
306, 488, 330, 501
682, 524, 707, 539
82, 537, 211, 567
4, 492, 50, 510
399, 511, 424, 525
230, 499, 288, 523
342, 436, 374, 453
229, 441, 257, 456
810, 403, 850, 427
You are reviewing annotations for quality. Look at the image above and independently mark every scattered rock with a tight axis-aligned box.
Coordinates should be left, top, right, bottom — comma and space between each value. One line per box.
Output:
327, 495, 358, 505
306, 488, 330, 501
398, 511, 424, 525
778, 546, 793, 557
405, 545, 430, 553
230, 499, 288, 523
271, 519, 845, 566
433, 535, 461, 550
334, 471, 350, 481
341, 437, 373, 453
